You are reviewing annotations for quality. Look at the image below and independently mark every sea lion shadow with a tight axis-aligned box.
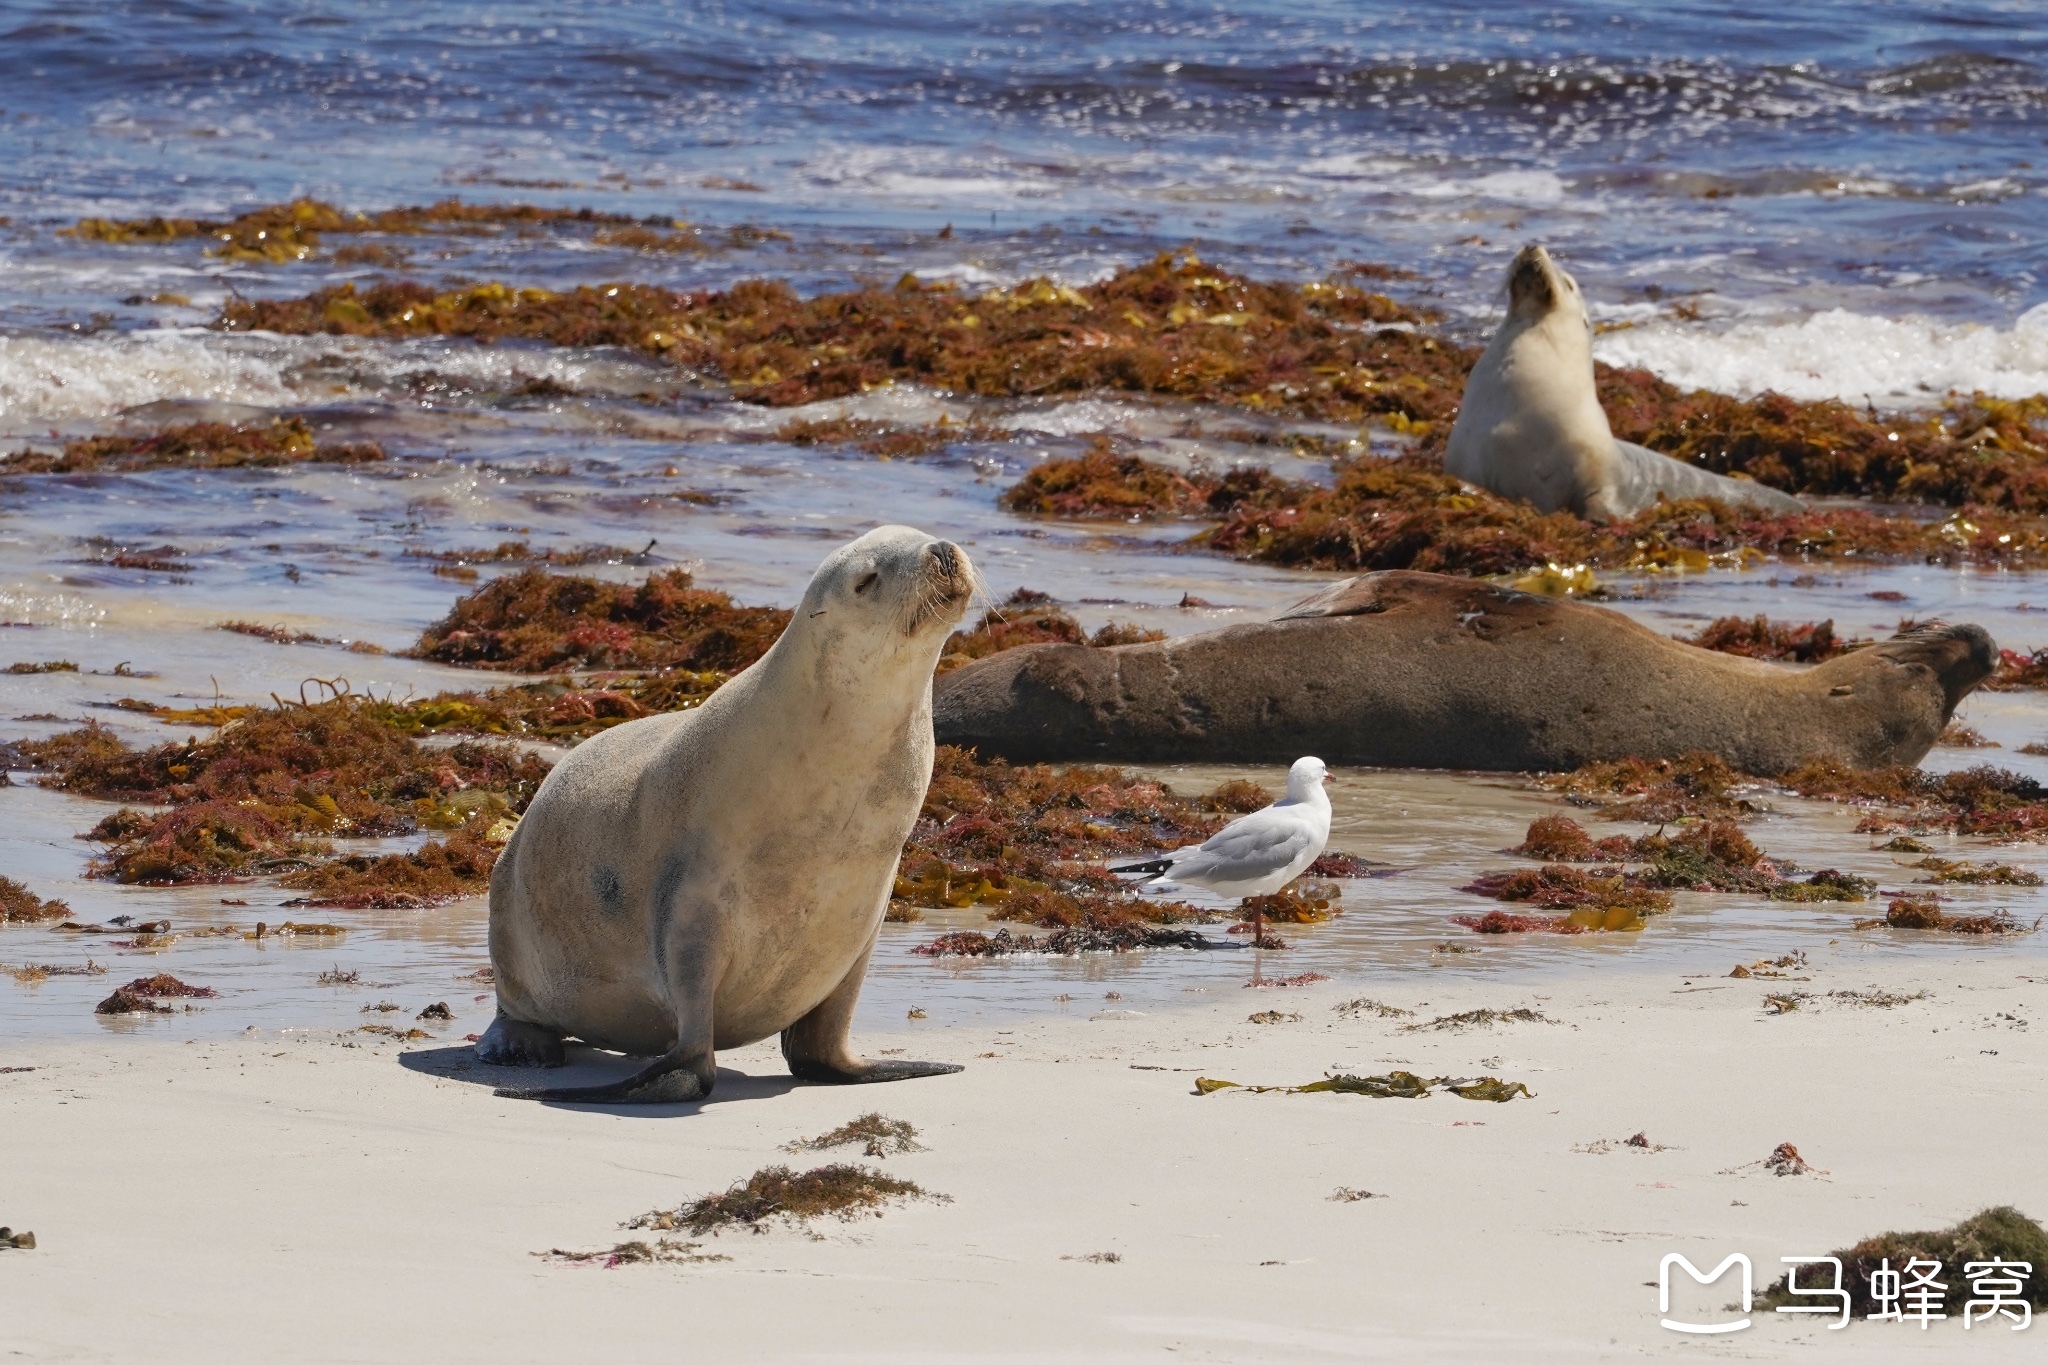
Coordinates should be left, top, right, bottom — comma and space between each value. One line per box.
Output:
398, 1044, 800, 1115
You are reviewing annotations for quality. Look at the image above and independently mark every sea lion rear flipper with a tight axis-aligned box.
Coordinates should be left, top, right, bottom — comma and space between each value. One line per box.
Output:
1273, 576, 1378, 620
1611, 439, 1805, 516
494, 1045, 712, 1104
788, 1056, 966, 1084
781, 939, 965, 1085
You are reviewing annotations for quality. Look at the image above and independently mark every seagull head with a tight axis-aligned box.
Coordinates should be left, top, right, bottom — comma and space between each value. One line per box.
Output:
1286, 756, 1328, 801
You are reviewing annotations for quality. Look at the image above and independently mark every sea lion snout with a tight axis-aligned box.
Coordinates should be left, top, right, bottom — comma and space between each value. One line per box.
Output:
913, 537, 978, 628
1507, 244, 1564, 319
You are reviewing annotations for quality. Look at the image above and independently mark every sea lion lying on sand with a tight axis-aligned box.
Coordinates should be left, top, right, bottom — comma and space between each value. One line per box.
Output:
480, 525, 978, 1103
1447, 245, 1805, 520
932, 571, 1994, 774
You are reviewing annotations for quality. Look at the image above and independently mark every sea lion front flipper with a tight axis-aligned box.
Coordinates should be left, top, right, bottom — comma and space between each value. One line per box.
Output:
474, 1011, 566, 1068
781, 940, 965, 1085
493, 1044, 713, 1104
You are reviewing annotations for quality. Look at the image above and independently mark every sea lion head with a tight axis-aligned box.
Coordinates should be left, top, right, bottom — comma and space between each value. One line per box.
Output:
1505, 244, 1587, 331
792, 525, 980, 678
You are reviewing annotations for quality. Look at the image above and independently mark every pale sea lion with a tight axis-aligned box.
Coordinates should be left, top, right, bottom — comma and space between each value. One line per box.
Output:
932, 571, 1994, 774
480, 526, 978, 1103
1446, 245, 1805, 520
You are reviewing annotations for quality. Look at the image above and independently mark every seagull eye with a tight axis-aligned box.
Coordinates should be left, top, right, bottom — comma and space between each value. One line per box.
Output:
853, 571, 880, 595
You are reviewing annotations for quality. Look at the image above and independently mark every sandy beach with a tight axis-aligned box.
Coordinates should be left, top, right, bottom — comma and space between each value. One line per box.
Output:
5, 950, 2042, 1362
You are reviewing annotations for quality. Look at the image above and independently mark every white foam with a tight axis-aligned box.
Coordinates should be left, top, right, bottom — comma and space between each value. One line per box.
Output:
1593, 306, 2048, 406
997, 399, 1161, 437
1411, 170, 1569, 206
0, 330, 674, 428
0, 331, 300, 425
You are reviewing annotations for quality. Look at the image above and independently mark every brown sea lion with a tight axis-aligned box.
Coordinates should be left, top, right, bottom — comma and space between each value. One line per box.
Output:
931, 571, 1994, 774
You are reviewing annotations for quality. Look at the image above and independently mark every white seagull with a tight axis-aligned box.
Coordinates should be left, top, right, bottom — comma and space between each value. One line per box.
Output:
1111, 756, 1332, 898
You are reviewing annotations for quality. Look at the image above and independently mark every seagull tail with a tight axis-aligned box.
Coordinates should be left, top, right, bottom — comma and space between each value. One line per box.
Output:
1109, 857, 1173, 877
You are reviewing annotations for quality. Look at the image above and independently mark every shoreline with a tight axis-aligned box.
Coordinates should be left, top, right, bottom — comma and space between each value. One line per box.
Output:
5, 952, 2043, 1361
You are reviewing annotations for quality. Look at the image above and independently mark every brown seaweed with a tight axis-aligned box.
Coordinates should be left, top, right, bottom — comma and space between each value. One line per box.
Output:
276, 823, 502, 908
1677, 616, 1864, 662
12, 698, 545, 884
541, 1239, 728, 1267
95, 972, 216, 1015
911, 924, 1214, 957
0, 877, 70, 925
1783, 761, 2048, 839
1859, 897, 2035, 935
409, 567, 790, 673
1539, 752, 1761, 823
784, 1113, 926, 1158
625, 1163, 945, 1236
937, 588, 1163, 674
1196, 1071, 1532, 1101
3, 418, 382, 476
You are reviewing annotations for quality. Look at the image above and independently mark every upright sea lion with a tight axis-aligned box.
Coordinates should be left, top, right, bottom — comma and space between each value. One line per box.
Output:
480, 526, 978, 1103
1446, 245, 1805, 520
932, 571, 1994, 774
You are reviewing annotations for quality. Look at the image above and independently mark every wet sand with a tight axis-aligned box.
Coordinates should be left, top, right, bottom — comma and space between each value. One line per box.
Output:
4, 952, 2043, 1362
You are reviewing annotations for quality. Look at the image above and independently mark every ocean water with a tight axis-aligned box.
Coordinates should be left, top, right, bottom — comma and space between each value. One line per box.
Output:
3, 1, 2047, 1047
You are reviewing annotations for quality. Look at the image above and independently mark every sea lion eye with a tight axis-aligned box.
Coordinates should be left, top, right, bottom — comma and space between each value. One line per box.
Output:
853, 571, 880, 595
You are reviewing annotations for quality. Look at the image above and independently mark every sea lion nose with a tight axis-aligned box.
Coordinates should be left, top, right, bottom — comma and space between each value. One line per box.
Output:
929, 540, 959, 575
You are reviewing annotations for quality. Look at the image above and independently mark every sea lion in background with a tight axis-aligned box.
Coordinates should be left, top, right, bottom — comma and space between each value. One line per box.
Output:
1446, 245, 1805, 521
931, 571, 1994, 774
479, 526, 978, 1103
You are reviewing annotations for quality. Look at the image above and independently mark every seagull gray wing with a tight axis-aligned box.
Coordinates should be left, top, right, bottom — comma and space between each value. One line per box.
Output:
1167, 806, 1318, 883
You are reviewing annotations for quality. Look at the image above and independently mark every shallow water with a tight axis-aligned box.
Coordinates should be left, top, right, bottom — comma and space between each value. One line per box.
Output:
4, 3, 2048, 1049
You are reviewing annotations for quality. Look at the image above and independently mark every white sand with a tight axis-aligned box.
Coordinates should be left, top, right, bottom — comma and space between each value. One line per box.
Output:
3, 954, 2044, 1363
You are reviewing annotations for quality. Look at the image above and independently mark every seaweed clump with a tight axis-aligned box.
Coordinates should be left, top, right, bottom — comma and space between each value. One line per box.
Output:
1860, 897, 2034, 936
1635, 821, 1780, 892
1677, 616, 1862, 662
1455, 866, 1669, 931
1756, 1206, 2048, 1316
276, 822, 503, 908
1021, 445, 2048, 574
1783, 761, 2048, 839
1770, 870, 1877, 902
784, 1113, 926, 1159
1510, 815, 1635, 861
11, 698, 547, 884
999, 440, 1301, 521
218, 252, 1441, 420
625, 1164, 945, 1236
541, 1239, 728, 1268
2, 418, 383, 476
1539, 753, 1760, 824
911, 923, 1212, 958
1910, 857, 2043, 886
936, 588, 1162, 673
1401, 1008, 1549, 1032
95, 973, 216, 1014
1195, 1071, 1532, 1101
85, 801, 333, 884
0, 878, 71, 924
65, 197, 643, 261
409, 567, 790, 673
